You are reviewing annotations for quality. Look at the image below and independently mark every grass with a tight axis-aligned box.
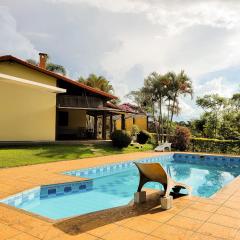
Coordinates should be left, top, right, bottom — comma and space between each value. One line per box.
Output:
0, 143, 154, 168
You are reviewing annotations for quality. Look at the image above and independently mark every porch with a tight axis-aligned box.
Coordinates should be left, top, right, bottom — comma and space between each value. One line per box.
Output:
55, 90, 129, 141
56, 106, 126, 141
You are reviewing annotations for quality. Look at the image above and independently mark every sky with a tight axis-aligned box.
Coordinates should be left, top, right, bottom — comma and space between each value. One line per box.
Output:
0, 0, 240, 121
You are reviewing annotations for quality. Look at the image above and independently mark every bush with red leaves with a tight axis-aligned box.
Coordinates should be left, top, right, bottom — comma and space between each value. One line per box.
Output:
172, 126, 191, 151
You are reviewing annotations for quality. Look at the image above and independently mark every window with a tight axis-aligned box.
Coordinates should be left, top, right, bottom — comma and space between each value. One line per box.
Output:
79, 185, 86, 190
48, 188, 56, 195
64, 186, 72, 193
58, 111, 68, 126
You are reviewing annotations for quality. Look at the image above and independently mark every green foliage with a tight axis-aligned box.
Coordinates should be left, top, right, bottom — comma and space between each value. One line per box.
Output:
26, 58, 66, 76
131, 124, 140, 136
137, 130, 151, 144
196, 94, 227, 138
172, 126, 191, 151
78, 74, 114, 94
127, 70, 193, 143
110, 130, 132, 148
196, 94, 227, 112
147, 133, 158, 145
191, 118, 206, 137
46, 63, 66, 75
219, 112, 240, 140
190, 138, 240, 155
231, 93, 240, 110
194, 92, 240, 140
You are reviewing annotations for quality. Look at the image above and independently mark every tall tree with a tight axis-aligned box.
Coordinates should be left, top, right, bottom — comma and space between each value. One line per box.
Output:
127, 70, 192, 143
163, 71, 192, 139
78, 74, 114, 94
149, 72, 169, 142
167, 70, 193, 123
231, 93, 240, 110
196, 94, 227, 138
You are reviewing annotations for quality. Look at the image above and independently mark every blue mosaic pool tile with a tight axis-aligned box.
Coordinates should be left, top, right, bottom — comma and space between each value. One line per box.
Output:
173, 153, 240, 167
1, 180, 95, 206
39, 180, 93, 199
0, 187, 41, 207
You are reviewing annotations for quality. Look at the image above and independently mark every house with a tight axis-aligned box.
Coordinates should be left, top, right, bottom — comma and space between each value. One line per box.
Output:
115, 103, 149, 132
0, 53, 128, 142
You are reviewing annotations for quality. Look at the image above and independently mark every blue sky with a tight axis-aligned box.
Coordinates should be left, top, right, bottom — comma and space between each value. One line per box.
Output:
0, 0, 239, 121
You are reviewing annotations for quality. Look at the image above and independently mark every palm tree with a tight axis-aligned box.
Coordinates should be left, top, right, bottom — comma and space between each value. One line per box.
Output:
26, 59, 66, 76
162, 72, 176, 138
127, 70, 192, 142
78, 74, 114, 94
46, 63, 66, 76
168, 70, 193, 124
143, 72, 169, 142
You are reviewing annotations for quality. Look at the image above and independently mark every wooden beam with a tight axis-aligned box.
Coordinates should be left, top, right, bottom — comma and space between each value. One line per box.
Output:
121, 114, 126, 130
94, 116, 98, 139
146, 116, 149, 131
110, 114, 113, 134
102, 112, 107, 140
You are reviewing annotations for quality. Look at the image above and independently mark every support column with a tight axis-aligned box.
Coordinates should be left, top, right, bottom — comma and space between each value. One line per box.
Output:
109, 114, 113, 134
94, 115, 98, 139
121, 114, 126, 130
146, 116, 149, 131
102, 112, 107, 140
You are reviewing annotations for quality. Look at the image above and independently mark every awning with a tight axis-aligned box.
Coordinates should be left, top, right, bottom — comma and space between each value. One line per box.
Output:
57, 106, 127, 114
0, 73, 66, 93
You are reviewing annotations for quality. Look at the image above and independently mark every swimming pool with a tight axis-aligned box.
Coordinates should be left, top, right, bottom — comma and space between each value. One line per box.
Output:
1, 153, 239, 220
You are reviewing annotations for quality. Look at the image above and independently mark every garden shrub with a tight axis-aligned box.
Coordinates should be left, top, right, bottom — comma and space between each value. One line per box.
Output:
146, 133, 158, 145
172, 126, 191, 151
189, 138, 240, 155
110, 130, 132, 148
137, 130, 151, 144
131, 124, 140, 138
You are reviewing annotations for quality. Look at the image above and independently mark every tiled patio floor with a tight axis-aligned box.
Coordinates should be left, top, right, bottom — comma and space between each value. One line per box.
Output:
0, 152, 239, 240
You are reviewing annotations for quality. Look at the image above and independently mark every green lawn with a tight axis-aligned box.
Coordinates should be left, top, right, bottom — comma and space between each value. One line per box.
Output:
0, 143, 154, 168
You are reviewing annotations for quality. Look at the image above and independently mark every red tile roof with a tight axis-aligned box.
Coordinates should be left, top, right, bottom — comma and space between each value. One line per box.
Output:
106, 102, 134, 113
0, 55, 117, 100
119, 103, 145, 114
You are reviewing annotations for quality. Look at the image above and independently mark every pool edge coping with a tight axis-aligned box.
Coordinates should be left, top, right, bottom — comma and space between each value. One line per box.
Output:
0, 151, 239, 223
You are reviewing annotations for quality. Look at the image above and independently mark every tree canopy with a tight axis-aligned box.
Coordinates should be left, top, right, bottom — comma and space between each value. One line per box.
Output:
78, 74, 114, 94
192, 92, 240, 140
127, 70, 193, 142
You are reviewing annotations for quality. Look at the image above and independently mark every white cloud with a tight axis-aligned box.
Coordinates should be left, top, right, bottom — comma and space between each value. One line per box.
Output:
196, 76, 237, 98
48, 0, 149, 14
0, 7, 38, 59
176, 98, 199, 121
49, 0, 240, 34
146, 1, 240, 34
1, 0, 240, 121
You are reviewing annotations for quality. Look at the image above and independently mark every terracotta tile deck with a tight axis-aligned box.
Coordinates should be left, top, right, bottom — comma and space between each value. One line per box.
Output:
0, 152, 239, 240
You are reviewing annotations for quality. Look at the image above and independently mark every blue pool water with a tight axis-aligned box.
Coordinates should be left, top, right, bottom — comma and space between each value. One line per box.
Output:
1, 154, 240, 220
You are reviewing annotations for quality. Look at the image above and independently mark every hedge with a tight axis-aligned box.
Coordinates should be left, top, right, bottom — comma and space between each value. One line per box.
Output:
110, 130, 132, 148
189, 138, 240, 155
137, 130, 151, 144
